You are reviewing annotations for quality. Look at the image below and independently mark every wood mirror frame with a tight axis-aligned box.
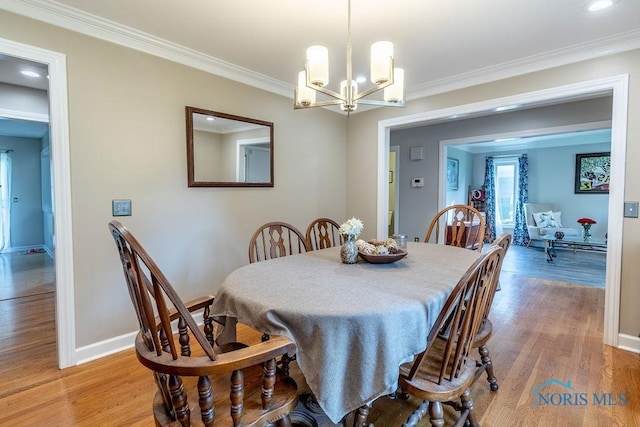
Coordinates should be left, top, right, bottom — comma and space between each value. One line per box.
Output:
186, 106, 274, 187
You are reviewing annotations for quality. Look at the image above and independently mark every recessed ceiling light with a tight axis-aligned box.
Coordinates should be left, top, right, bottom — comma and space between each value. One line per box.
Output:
206, 117, 215, 121
355, 76, 366, 84
585, 0, 617, 12
21, 70, 41, 78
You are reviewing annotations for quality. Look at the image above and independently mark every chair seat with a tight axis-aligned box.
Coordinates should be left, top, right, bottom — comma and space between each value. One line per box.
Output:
399, 338, 478, 403
153, 364, 298, 426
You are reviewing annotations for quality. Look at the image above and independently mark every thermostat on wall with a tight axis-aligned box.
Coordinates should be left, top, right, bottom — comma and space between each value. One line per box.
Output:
412, 177, 424, 188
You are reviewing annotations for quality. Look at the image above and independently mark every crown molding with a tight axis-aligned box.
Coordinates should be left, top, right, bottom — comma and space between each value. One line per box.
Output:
0, 0, 292, 97
2, 0, 640, 104
408, 28, 640, 101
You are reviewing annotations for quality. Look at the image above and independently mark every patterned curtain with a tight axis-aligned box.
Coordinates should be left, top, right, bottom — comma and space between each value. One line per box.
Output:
483, 156, 496, 243
513, 154, 529, 246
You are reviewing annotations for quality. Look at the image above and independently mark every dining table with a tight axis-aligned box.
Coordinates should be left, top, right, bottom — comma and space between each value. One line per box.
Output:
210, 241, 481, 424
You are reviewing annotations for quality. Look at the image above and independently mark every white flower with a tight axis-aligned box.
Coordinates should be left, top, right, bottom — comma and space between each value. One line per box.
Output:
339, 217, 364, 237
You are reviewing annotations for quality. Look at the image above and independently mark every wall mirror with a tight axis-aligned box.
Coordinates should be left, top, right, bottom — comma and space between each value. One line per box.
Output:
186, 106, 274, 187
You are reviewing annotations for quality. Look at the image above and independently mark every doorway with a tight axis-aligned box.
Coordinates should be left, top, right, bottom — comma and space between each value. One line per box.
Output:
377, 75, 628, 347
0, 37, 75, 368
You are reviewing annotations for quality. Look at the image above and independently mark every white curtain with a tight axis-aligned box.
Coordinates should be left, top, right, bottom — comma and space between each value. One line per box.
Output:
0, 152, 12, 252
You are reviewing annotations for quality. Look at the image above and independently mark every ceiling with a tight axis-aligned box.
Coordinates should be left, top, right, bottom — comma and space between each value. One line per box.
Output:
0, 1, 634, 140
1, 0, 640, 103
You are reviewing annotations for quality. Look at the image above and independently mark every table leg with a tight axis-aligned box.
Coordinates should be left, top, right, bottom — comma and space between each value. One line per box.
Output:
214, 316, 237, 345
544, 240, 555, 263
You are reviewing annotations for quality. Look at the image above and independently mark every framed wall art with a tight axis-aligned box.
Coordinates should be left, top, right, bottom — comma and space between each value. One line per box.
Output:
446, 158, 459, 191
574, 152, 610, 194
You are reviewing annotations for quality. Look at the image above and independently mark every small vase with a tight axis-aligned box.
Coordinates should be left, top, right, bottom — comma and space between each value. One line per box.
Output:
582, 224, 591, 241
341, 235, 358, 264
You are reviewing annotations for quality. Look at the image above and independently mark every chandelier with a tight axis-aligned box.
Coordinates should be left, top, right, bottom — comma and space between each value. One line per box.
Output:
294, 0, 405, 113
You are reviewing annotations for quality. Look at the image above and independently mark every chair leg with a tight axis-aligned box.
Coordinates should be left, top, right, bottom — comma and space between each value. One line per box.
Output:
428, 401, 445, 427
478, 344, 499, 391
460, 389, 479, 427
402, 400, 429, 427
352, 404, 372, 427
276, 415, 293, 427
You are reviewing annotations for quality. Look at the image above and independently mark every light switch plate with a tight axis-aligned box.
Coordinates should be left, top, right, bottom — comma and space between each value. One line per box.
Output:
624, 201, 638, 218
112, 199, 132, 216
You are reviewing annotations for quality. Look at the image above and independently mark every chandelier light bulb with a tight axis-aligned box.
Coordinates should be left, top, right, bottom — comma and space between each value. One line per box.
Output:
384, 68, 405, 103
371, 41, 394, 84
297, 71, 316, 106
293, 0, 404, 112
306, 46, 329, 87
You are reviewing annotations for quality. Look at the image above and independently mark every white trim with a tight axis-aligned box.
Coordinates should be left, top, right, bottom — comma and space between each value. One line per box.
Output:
1, 0, 640, 104
0, 37, 76, 368
0, 108, 48, 122
0, 0, 291, 98
75, 330, 136, 365
408, 29, 640, 101
617, 334, 640, 354
390, 145, 400, 236
440, 121, 613, 152
377, 75, 629, 347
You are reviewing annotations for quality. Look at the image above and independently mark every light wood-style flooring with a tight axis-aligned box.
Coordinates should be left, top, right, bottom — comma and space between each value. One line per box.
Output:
1, 255, 638, 425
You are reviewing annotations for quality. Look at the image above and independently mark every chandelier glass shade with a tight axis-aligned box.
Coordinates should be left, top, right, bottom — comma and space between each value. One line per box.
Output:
294, 0, 405, 113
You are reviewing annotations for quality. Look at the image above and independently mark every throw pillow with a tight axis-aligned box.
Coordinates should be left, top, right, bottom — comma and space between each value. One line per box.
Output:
550, 211, 563, 227
538, 212, 559, 228
532, 211, 552, 227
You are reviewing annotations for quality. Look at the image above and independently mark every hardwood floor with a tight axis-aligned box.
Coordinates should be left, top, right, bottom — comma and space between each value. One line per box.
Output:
0, 251, 54, 300
1, 267, 638, 425
501, 245, 606, 287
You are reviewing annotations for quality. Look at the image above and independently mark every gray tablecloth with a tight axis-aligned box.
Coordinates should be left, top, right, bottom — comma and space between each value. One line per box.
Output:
210, 242, 480, 423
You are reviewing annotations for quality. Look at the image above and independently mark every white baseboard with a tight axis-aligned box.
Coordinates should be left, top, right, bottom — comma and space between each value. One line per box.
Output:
75, 330, 136, 365
617, 333, 640, 354
5, 245, 45, 253
75, 312, 207, 365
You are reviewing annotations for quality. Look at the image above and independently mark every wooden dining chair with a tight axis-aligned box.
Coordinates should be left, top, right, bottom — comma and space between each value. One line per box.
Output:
397, 245, 505, 427
305, 217, 344, 251
249, 221, 310, 263
108, 220, 298, 426
473, 232, 512, 391
424, 204, 485, 252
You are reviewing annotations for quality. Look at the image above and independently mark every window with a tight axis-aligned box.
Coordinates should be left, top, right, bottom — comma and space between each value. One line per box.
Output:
494, 158, 519, 225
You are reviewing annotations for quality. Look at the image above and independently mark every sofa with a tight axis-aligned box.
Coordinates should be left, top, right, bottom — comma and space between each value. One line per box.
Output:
524, 203, 579, 246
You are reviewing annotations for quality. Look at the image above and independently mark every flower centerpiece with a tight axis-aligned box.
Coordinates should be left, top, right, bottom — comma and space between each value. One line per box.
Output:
339, 217, 363, 264
577, 217, 596, 240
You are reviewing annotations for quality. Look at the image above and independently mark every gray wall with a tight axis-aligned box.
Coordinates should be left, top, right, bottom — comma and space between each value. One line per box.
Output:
390, 97, 612, 242
469, 141, 611, 238
0, 135, 44, 248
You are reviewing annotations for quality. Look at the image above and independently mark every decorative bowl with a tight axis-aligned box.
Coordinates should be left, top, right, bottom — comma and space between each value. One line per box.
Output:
554, 231, 565, 240
358, 250, 408, 264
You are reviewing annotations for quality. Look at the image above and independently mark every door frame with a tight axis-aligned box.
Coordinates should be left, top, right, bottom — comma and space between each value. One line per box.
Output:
0, 37, 76, 368
376, 75, 629, 347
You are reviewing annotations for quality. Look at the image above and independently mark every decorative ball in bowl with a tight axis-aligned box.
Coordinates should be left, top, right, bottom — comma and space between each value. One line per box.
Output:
554, 231, 565, 240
